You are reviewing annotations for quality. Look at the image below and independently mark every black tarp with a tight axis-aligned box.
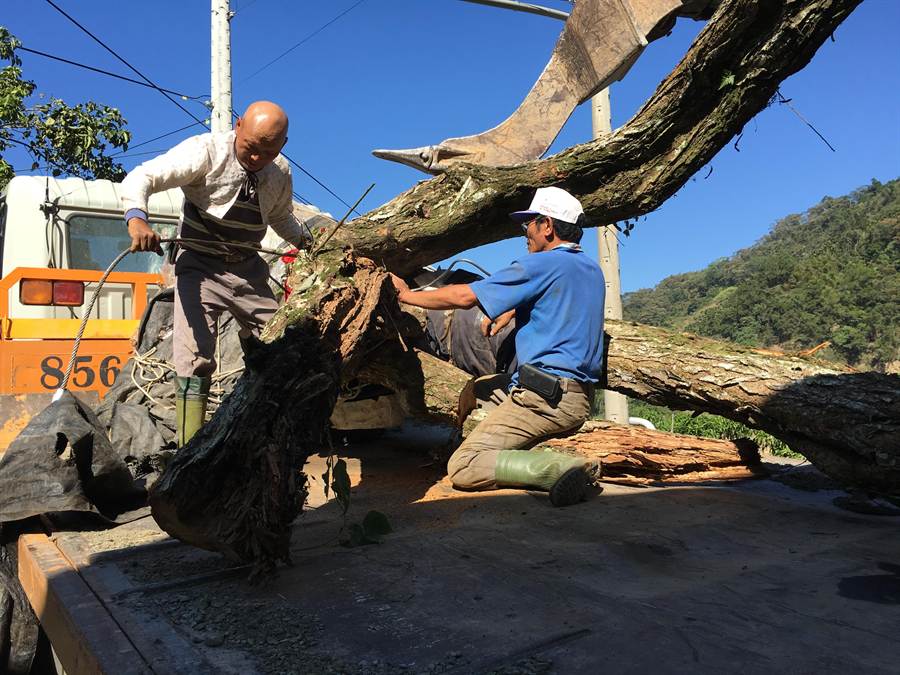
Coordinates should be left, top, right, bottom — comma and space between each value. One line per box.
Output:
0, 392, 141, 523
417, 268, 517, 378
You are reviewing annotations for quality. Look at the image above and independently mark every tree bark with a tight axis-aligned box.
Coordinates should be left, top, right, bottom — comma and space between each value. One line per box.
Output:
543, 420, 766, 485
323, 0, 863, 275
149, 255, 397, 573
604, 321, 900, 492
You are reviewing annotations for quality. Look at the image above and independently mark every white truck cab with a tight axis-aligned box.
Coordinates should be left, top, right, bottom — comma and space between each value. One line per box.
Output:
0, 175, 184, 321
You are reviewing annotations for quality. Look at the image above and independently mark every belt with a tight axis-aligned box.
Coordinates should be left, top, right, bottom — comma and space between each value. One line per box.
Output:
183, 244, 256, 264
561, 378, 595, 396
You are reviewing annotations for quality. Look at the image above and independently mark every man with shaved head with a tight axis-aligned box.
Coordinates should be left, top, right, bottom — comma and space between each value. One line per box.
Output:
122, 101, 322, 444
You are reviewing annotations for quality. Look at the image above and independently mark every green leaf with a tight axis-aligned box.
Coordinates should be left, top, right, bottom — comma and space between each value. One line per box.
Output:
331, 458, 351, 514
341, 523, 370, 548
362, 510, 392, 538
719, 71, 736, 90
321, 464, 331, 501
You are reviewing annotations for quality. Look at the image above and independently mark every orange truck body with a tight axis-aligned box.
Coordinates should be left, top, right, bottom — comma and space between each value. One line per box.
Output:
0, 266, 163, 451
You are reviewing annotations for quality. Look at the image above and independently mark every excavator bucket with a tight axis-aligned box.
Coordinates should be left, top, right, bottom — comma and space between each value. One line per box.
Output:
372, 0, 718, 174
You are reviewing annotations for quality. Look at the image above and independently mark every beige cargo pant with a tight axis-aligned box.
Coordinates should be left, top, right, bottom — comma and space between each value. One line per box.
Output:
173, 249, 279, 377
447, 376, 593, 490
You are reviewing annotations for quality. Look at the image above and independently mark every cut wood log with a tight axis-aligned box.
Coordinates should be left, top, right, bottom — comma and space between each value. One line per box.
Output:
543, 420, 766, 485
403, 322, 899, 491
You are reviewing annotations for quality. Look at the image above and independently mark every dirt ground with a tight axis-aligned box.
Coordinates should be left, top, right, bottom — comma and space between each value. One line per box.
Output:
47, 425, 900, 674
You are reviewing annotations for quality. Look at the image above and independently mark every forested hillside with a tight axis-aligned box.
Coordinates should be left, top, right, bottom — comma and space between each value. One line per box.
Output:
623, 179, 899, 371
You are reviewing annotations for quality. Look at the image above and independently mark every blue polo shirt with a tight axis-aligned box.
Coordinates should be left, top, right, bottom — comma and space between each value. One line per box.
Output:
470, 245, 605, 385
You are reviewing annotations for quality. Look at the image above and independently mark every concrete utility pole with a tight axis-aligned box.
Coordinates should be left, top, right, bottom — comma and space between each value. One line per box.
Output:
211, 0, 233, 133
592, 89, 629, 424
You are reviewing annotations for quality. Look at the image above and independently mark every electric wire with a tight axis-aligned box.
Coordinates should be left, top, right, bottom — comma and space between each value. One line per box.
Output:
41, 1, 336, 210
284, 154, 360, 215
108, 149, 168, 160
233, 0, 262, 13
110, 122, 199, 157
14, 43, 204, 161
17, 46, 207, 100
43, 0, 208, 129
239, 0, 368, 83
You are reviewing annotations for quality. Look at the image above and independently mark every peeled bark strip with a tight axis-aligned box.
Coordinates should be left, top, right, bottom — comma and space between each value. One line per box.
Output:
544, 420, 765, 485
604, 321, 900, 492
149, 256, 397, 572
325, 0, 863, 275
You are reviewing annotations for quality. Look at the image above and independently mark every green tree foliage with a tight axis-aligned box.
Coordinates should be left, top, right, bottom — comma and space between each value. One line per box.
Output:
624, 179, 900, 370
0, 27, 130, 190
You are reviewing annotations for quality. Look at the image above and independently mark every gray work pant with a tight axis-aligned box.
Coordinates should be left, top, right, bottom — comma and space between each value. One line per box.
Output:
447, 380, 593, 490
173, 249, 279, 377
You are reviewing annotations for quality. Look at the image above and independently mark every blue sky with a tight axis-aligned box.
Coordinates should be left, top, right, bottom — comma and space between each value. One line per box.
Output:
5, 0, 899, 292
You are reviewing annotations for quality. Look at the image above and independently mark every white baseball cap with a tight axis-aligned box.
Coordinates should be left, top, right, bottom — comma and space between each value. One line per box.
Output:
509, 187, 584, 225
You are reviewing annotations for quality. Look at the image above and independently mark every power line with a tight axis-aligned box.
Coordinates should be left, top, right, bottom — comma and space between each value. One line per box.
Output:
41, 0, 324, 210
43, 0, 208, 129
109, 148, 170, 159
240, 0, 368, 83
228, 110, 358, 214
233, 0, 262, 13
18, 46, 207, 100
284, 152, 360, 215
111, 122, 199, 157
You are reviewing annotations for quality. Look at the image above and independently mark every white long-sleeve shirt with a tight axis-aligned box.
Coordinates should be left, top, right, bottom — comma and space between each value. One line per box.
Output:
121, 130, 311, 247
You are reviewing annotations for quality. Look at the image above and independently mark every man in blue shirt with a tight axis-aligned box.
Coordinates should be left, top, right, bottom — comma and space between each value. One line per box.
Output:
391, 187, 605, 506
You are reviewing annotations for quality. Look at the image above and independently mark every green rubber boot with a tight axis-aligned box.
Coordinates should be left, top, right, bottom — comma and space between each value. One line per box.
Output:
175, 376, 210, 447
495, 449, 595, 507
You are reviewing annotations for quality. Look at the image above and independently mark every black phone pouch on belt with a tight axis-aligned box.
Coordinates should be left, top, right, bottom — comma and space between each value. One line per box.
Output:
518, 364, 562, 402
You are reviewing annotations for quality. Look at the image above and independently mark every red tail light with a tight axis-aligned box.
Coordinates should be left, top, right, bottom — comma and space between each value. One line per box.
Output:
53, 280, 85, 306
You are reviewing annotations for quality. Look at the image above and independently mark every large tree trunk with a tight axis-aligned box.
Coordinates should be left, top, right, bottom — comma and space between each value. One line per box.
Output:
322, 0, 863, 275
149, 256, 397, 574
604, 321, 900, 493
410, 327, 900, 492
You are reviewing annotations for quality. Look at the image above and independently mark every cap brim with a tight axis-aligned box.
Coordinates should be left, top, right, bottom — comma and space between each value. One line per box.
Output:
509, 210, 540, 223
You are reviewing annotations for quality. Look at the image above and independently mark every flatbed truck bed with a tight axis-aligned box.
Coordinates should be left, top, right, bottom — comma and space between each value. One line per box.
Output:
17, 432, 900, 674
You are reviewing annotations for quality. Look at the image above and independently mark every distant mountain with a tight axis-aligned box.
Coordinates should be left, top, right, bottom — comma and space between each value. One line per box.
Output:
623, 178, 900, 371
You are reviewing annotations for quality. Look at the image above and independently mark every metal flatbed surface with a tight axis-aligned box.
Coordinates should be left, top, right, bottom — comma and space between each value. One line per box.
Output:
18, 434, 900, 674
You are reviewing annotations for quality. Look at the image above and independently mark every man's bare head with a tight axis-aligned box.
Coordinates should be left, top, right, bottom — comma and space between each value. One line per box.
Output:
234, 101, 289, 172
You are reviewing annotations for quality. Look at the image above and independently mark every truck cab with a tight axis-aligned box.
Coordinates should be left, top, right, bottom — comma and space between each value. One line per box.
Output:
0, 176, 183, 449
